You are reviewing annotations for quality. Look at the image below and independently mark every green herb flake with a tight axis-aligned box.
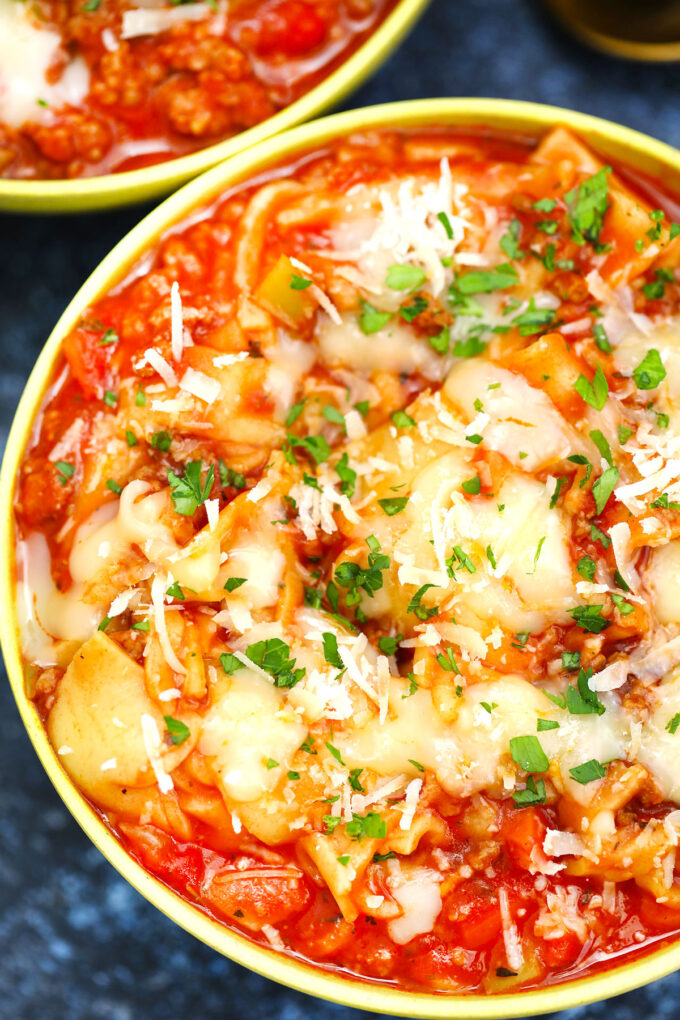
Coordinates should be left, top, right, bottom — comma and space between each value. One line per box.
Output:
167, 461, 214, 516
512, 775, 546, 807
509, 735, 549, 773
359, 299, 392, 335
574, 364, 609, 411
569, 759, 607, 784
224, 577, 247, 593
386, 264, 427, 291
378, 496, 409, 516
568, 604, 611, 633
164, 716, 190, 746
633, 348, 667, 390
592, 466, 619, 515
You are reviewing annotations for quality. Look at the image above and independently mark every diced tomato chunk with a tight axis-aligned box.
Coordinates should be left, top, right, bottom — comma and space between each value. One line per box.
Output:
123, 823, 204, 892
541, 932, 582, 969
63, 327, 113, 399
638, 893, 680, 932
504, 807, 548, 871
253, 1, 328, 57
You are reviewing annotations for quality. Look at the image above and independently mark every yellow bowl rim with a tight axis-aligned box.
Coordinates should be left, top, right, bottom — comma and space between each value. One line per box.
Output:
0, 0, 429, 211
4, 97, 680, 1016
542, 0, 680, 62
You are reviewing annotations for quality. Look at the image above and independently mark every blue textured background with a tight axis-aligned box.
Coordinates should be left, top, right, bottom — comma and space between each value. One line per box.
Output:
3, 0, 680, 1016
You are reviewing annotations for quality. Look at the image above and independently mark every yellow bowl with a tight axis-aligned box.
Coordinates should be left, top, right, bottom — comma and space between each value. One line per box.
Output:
4, 98, 680, 1016
0, 0, 428, 215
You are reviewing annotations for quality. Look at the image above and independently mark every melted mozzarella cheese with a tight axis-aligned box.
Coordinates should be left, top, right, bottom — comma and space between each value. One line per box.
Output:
17, 533, 100, 665
318, 313, 446, 381
387, 866, 443, 945
647, 541, 680, 625
444, 360, 577, 471
199, 672, 306, 803
0, 0, 90, 129
637, 676, 680, 801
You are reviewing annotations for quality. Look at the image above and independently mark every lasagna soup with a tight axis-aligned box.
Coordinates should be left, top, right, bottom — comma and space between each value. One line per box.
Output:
0, 0, 394, 180
16, 125, 680, 993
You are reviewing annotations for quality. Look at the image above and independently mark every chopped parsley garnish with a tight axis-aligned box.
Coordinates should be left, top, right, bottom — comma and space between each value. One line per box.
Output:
500, 219, 524, 260
453, 263, 519, 295
168, 461, 214, 516
568, 454, 592, 488
564, 167, 611, 246
322, 632, 344, 670
651, 492, 680, 510
283, 433, 331, 466
323, 405, 346, 430
334, 535, 390, 613
447, 545, 476, 576
428, 328, 451, 355
245, 638, 305, 688
666, 714, 680, 735
632, 348, 667, 390
220, 653, 243, 675
590, 523, 611, 548
642, 269, 674, 300
461, 475, 481, 495
574, 364, 608, 410
378, 496, 409, 516
224, 577, 246, 593
617, 425, 634, 445
451, 333, 485, 358
55, 460, 75, 485
106, 479, 122, 495
290, 274, 312, 290
436, 648, 460, 674
346, 812, 386, 841
99, 328, 118, 346
348, 768, 365, 792
577, 555, 597, 582
550, 476, 567, 508
151, 430, 172, 452
511, 298, 555, 336
400, 296, 428, 322
509, 735, 549, 773
407, 583, 438, 621
438, 211, 454, 239
218, 460, 246, 489
164, 716, 190, 746
391, 409, 416, 428
593, 323, 612, 353
125, 430, 138, 447
569, 759, 607, 784
266, 759, 279, 769
378, 634, 402, 655
359, 299, 392, 334
568, 604, 610, 633
566, 667, 605, 716
512, 775, 546, 807
131, 620, 149, 632
166, 581, 184, 601
592, 466, 619, 514
386, 264, 427, 291
611, 592, 635, 616
335, 453, 356, 498
534, 198, 557, 213
589, 429, 612, 466
285, 400, 306, 427
537, 719, 559, 731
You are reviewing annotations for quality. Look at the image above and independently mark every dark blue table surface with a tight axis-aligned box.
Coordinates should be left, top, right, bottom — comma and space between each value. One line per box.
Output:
4, 1, 680, 1016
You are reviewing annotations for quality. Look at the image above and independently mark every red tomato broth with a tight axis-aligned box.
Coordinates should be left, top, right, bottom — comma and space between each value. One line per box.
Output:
0, 0, 397, 180
15, 125, 680, 994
